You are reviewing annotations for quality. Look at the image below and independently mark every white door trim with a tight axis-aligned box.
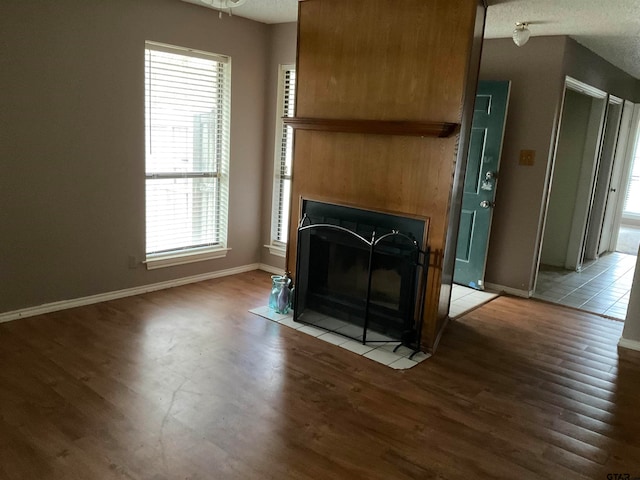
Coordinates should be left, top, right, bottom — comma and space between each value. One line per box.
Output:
603, 100, 637, 251
565, 76, 608, 99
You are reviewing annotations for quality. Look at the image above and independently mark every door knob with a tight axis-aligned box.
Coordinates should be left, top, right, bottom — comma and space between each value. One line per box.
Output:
485, 171, 497, 180
480, 200, 495, 209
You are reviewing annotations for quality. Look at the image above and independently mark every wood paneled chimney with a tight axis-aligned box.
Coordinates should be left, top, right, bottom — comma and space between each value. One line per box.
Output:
286, 0, 487, 352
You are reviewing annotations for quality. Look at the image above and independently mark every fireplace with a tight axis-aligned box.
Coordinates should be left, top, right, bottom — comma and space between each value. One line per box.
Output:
294, 200, 428, 351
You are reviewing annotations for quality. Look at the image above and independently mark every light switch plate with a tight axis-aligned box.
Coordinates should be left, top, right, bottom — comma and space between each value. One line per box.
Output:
519, 149, 535, 166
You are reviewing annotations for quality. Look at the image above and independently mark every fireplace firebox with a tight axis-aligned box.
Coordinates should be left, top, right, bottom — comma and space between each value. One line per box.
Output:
293, 200, 428, 354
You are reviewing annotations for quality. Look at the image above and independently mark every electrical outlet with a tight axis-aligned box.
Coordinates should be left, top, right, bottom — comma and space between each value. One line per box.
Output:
128, 255, 138, 269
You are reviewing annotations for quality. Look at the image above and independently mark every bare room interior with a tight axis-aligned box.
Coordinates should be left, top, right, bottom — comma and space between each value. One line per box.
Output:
2, 0, 640, 478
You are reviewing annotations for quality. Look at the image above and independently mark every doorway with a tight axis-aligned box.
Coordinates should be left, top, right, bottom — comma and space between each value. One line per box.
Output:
613, 104, 640, 256
534, 79, 639, 320
539, 80, 607, 272
584, 96, 624, 260
450, 81, 509, 317
454, 80, 510, 289
598, 100, 637, 255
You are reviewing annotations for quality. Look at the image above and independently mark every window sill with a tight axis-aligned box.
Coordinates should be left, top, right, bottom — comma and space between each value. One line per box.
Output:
145, 247, 230, 270
264, 244, 286, 258
621, 213, 640, 227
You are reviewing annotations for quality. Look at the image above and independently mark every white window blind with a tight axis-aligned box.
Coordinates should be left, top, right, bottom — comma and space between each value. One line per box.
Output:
623, 152, 640, 216
271, 66, 296, 246
145, 42, 230, 260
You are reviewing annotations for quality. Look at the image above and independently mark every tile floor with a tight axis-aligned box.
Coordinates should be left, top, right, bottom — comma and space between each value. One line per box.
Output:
533, 252, 637, 320
449, 284, 499, 318
249, 286, 500, 369
249, 306, 431, 370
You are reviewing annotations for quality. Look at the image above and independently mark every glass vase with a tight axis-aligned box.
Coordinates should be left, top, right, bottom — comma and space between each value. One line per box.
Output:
269, 275, 291, 314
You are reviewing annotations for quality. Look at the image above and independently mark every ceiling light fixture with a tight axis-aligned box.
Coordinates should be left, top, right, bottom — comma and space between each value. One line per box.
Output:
201, 0, 247, 18
512, 22, 531, 47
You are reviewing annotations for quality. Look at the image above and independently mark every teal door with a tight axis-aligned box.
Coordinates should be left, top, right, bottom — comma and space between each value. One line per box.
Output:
454, 81, 510, 289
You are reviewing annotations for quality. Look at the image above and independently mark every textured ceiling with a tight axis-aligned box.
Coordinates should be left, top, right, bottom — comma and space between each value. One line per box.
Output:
181, 0, 640, 79
484, 0, 640, 80
182, 0, 297, 24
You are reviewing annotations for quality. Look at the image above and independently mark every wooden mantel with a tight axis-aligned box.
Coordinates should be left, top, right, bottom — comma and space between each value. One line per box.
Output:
283, 118, 461, 138
286, 0, 486, 353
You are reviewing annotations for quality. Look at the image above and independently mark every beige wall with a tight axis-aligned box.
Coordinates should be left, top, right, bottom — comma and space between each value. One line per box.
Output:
621, 246, 640, 344
479, 37, 567, 292
260, 22, 297, 271
563, 38, 640, 101
3, 2, 639, 316
0, 0, 269, 313
480, 36, 640, 293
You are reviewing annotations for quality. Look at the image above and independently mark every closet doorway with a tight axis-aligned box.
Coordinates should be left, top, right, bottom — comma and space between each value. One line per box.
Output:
534, 79, 639, 320
539, 78, 607, 272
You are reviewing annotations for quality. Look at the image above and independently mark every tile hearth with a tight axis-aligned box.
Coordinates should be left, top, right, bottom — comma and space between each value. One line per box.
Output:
249, 306, 431, 370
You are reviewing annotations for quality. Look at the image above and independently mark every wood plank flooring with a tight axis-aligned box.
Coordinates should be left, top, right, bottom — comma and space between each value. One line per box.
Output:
1, 270, 639, 479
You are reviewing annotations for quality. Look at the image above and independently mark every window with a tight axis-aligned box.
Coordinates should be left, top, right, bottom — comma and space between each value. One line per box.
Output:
144, 42, 230, 269
269, 65, 296, 255
623, 149, 640, 218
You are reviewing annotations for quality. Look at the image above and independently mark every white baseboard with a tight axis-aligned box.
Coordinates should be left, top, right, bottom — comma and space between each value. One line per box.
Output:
0, 263, 263, 324
618, 337, 640, 352
484, 282, 533, 298
258, 264, 285, 275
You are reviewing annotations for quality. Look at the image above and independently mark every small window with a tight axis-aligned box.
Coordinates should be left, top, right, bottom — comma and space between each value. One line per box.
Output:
269, 65, 296, 255
623, 149, 640, 217
144, 42, 231, 268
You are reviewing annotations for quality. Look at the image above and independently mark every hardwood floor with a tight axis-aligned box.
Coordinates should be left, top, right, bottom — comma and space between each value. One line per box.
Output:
1, 270, 639, 479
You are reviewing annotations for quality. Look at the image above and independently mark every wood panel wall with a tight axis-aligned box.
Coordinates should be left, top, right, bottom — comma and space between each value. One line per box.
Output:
286, 0, 486, 352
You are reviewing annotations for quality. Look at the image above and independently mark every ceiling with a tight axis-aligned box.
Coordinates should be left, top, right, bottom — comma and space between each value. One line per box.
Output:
183, 0, 640, 80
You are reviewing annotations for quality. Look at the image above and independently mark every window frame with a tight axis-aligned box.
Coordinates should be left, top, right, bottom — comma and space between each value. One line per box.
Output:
622, 152, 640, 221
267, 64, 296, 257
144, 41, 231, 269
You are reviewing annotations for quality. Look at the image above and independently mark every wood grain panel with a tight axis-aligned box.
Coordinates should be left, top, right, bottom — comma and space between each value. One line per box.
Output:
285, 131, 457, 258
288, 0, 482, 351
286, 131, 458, 349
285, 127, 453, 345
1, 274, 639, 479
283, 117, 460, 137
438, 0, 488, 339
296, 0, 476, 122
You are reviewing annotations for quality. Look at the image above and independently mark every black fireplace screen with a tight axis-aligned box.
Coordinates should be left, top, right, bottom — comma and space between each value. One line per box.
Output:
294, 200, 428, 352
